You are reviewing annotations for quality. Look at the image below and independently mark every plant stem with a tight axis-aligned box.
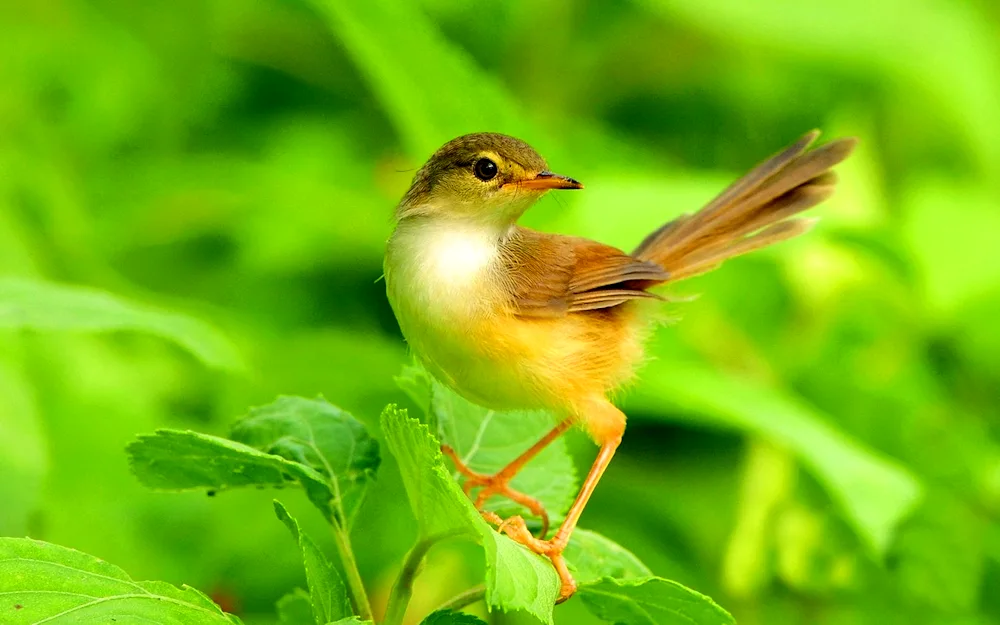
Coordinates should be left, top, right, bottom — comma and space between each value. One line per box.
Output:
383, 533, 455, 625
331, 523, 374, 621
436, 584, 486, 612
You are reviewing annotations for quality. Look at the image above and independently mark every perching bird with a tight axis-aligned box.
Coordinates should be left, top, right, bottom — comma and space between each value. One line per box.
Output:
383, 130, 857, 601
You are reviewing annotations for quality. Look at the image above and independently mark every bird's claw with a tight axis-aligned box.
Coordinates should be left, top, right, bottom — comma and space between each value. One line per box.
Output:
480, 510, 504, 526
493, 515, 577, 602
441, 444, 576, 602
442, 444, 551, 537
497, 515, 551, 553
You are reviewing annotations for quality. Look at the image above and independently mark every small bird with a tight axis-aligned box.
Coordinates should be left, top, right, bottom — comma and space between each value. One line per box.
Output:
384, 130, 856, 601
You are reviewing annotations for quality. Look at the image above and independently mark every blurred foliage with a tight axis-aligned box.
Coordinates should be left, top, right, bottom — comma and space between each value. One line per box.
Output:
1, 0, 999, 624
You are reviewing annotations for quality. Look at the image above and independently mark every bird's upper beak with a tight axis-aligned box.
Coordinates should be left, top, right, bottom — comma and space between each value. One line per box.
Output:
513, 170, 584, 190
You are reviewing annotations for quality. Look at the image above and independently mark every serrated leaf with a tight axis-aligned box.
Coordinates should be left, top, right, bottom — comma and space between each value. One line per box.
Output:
577, 577, 735, 625
381, 405, 560, 624
127, 396, 379, 525
277, 588, 314, 625
0, 537, 241, 624
396, 363, 576, 526
564, 529, 653, 586
127, 428, 337, 520
420, 609, 488, 625
629, 359, 922, 556
394, 362, 434, 428
0, 277, 243, 371
275, 501, 351, 624
232, 396, 381, 525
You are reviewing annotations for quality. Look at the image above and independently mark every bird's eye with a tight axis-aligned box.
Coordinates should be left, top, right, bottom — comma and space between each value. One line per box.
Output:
473, 158, 498, 181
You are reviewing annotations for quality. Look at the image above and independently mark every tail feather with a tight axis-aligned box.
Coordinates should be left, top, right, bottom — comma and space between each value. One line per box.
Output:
633, 130, 857, 283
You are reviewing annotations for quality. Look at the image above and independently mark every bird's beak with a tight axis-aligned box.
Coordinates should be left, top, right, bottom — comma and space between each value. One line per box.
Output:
514, 170, 584, 190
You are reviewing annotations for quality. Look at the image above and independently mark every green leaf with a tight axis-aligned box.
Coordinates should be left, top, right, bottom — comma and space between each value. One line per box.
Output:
0, 277, 243, 371
232, 396, 381, 525
127, 428, 337, 520
394, 362, 434, 429
397, 363, 576, 525
577, 577, 735, 625
0, 357, 47, 535
381, 404, 560, 624
277, 588, 314, 625
564, 529, 653, 586
127, 396, 379, 525
628, 359, 922, 556
308, 0, 530, 158
275, 501, 351, 624
420, 609, 488, 625
0, 537, 241, 624
328, 619, 372, 625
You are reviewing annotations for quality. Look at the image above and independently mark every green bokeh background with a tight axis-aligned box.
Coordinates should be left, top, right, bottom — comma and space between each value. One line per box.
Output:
2, 1, 999, 623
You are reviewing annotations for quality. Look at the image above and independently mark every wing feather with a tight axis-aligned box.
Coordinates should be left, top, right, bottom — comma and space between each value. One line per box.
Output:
503, 228, 668, 317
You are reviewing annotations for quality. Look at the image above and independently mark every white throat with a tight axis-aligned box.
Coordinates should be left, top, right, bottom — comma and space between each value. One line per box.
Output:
385, 218, 510, 332
424, 224, 499, 286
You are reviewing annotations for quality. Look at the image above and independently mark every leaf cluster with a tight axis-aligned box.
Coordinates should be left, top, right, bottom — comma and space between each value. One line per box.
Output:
2, 389, 734, 625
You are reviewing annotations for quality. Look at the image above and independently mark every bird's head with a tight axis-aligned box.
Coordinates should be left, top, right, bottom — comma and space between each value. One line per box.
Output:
396, 132, 582, 226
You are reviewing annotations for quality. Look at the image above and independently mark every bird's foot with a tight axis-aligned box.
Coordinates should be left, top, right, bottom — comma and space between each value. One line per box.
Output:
442, 444, 551, 537
491, 514, 577, 603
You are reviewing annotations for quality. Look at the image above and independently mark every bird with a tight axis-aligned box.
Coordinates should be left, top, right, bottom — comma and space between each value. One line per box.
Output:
383, 130, 857, 601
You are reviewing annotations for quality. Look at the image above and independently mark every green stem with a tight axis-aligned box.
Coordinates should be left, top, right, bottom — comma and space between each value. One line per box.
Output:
436, 584, 486, 612
383, 533, 455, 625
331, 523, 374, 622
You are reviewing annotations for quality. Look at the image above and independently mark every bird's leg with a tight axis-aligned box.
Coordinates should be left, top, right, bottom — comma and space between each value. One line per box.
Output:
442, 418, 573, 538
496, 402, 625, 603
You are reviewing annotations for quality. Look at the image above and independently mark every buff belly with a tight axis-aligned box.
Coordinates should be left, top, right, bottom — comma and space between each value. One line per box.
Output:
384, 222, 645, 418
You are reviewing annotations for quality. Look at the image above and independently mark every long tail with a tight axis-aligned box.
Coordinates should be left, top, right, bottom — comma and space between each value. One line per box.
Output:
633, 130, 858, 282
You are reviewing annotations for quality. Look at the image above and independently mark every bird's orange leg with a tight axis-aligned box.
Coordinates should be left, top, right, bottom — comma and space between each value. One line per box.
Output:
442, 418, 573, 537
495, 401, 625, 603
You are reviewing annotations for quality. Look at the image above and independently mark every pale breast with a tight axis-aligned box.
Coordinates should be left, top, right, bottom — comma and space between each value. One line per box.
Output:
386, 222, 505, 326
385, 221, 522, 402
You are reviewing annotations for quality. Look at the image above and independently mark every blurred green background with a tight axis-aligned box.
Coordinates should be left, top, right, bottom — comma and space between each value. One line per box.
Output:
2, 0, 1000, 623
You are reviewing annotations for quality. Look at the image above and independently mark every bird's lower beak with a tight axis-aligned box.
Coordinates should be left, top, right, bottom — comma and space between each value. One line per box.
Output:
515, 170, 584, 190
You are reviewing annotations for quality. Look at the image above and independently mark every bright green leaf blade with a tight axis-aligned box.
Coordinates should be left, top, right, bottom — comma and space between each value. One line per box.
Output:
309, 0, 529, 158
0, 358, 47, 535
127, 397, 380, 525
328, 619, 372, 625
628, 359, 923, 555
274, 501, 351, 625
420, 609, 488, 625
577, 577, 735, 625
564, 529, 653, 587
276, 588, 314, 625
394, 362, 434, 429
126, 429, 336, 520
0, 277, 243, 371
0, 537, 241, 624
381, 405, 560, 624
397, 363, 576, 525
232, 396, 381, 525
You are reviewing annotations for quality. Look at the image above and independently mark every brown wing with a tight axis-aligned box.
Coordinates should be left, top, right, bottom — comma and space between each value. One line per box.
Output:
502, 227, 669, 318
